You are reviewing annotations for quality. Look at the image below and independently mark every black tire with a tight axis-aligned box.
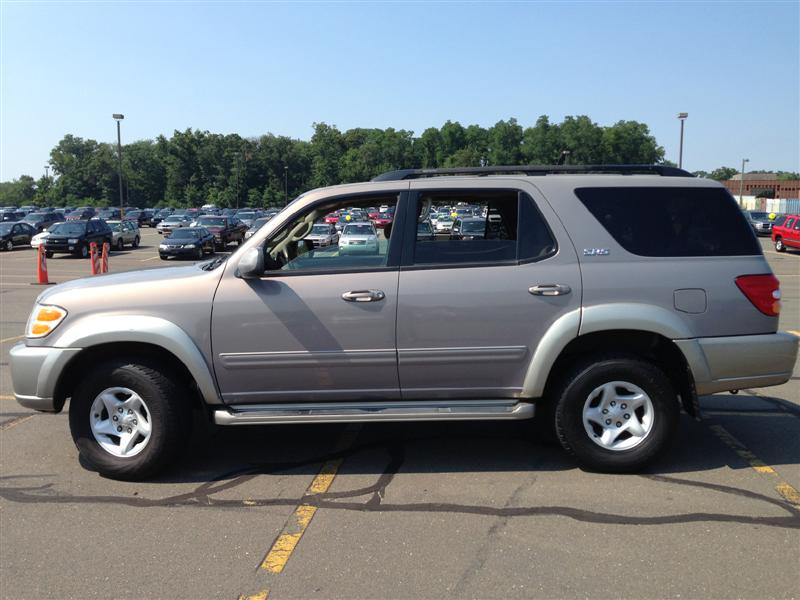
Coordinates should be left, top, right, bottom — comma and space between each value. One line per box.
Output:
45, 250, 53, 258
4, 240, 12, 251
133, 236, 140, 248
116, 238, 124, 251
159, 254, 168, 260
208, 244, 216, 255
78, 243, 89, 259
553, 355, 679, 473
68, 357, 189, 480
775, 237, 785, 252
195, 247, 203, 260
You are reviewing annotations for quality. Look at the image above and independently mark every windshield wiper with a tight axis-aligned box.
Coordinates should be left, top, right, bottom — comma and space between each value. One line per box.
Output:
199, 254, 229, 271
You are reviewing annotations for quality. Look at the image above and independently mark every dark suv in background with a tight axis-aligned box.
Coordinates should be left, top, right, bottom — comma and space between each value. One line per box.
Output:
43, 219, 112, 258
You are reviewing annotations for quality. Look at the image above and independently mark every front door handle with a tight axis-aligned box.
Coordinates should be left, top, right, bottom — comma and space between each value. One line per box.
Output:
342, 290, 386, 302
529, 284, 572, 297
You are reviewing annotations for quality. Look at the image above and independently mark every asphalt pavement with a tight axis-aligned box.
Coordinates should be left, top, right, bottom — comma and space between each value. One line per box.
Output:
0, 230, 798, 599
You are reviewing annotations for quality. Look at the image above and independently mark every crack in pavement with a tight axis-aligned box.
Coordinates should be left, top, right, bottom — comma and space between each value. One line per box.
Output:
1, 439, 798, 530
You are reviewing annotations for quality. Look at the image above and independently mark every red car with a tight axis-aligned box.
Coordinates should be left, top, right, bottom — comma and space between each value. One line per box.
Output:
324, 211, 340, 225
771, 214, 800, 252
371, 214, 393, 228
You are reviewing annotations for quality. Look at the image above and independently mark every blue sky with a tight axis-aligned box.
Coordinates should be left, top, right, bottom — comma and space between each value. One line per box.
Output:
1, 1, 798, 180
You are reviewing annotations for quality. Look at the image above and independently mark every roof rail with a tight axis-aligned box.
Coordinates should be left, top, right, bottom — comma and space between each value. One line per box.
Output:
371, 164, 694, 181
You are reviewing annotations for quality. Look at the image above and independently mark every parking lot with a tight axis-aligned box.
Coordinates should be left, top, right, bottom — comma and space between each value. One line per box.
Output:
0, 228, 798, 599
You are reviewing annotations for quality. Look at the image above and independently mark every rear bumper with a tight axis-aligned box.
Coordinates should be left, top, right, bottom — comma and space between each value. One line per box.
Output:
9, 343, 81, 412
675, 332, 798, 395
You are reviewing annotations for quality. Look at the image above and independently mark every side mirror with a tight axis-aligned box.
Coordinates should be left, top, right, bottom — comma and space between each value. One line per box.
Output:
237, 247, 264, 279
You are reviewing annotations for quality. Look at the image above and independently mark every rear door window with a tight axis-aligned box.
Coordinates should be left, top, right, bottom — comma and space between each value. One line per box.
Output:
575, 187, 761, 257
410, 190, 555, 266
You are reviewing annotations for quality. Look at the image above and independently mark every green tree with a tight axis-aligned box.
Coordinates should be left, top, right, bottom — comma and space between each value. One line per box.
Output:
708, 166, 738, 181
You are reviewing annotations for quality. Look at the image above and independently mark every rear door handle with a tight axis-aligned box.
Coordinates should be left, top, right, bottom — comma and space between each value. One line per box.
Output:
342, 290, 386, 302
529, 284, 572, 296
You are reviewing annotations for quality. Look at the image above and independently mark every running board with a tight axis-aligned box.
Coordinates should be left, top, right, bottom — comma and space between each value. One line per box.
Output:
213, 399, 535, 425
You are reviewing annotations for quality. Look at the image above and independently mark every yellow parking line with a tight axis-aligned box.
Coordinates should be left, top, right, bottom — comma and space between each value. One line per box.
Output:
787, 330, 800, 337
238, 590, 269, 600
0, 395, 16, 401
0, 335, 23, 343
259, 425, 360, 574
709, 424, 800, 507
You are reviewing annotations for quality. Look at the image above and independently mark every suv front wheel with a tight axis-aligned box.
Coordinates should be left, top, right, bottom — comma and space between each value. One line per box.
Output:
775, 237, 785, 252
553, 355, 678, 473
69, 357, 189, 480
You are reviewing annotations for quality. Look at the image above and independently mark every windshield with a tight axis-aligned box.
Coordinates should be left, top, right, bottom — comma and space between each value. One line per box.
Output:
343, 224, 374, 236
49, 222, 86, 235
237, 212, 256, 219
165, 215, 185, 223
25, 213, 47, 222
157, 209, 172, 216
67, 210, 85, 217
252, 217, 270, 228
749, 212, 769, 219
438, 213, 453, 221
461, 221, 485, 232
170, 229, 201, 239
107, 221, 124, 231
197, 217, 225, 226
0, 223, 13, 234
311, 225, 331, 234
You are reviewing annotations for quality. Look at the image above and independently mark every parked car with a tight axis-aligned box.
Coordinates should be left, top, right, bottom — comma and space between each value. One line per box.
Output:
771, 214, 800, 252
65, 208, 95, 221
371, 210, 393, 228
106, 220, 141, 250
434, 213, 454, 232
194, 215, 247, 248
1, 210, 25, 222
158, 227, 216, 260
305, 223, 340, 247
9, 164, 798, 480
0, 222, 36, 250
746, 211, 774, 236
152, 208, 173, 226
97, 208, 122, 221
157, 214, 192, 235
338, 222, 379, 254
244, 216, 272, 240
235, 211, 259, 228
416, 220, 435, 241
42, 219, 112, 258
30, 230, 50, 249
123, 210, 154, 228
450, 217, 487, 240
23, 211, 63, 232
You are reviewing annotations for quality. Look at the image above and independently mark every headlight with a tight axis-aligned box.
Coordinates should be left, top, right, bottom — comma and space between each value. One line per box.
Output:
159, 244, 168, 249
68, 238, 79, 244
184, 244, 196, 248
26, 304, 67, 338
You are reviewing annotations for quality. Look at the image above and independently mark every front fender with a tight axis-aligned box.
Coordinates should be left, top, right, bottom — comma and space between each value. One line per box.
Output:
53, 315, 221, 405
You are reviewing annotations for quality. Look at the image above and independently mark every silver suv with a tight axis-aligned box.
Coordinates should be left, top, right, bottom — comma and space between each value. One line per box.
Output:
10, 165, 798, 480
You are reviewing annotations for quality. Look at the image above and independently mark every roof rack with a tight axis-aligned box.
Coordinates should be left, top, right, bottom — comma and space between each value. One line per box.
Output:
371, 164, 693, 181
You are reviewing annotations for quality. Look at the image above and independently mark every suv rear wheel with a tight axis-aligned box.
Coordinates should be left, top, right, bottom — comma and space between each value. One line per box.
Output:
775, 237, 785, 252
69, 358, 189, 480
553, 355, 678, 473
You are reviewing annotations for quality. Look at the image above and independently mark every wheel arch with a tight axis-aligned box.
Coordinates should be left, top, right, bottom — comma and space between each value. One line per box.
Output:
536, 329, 699, 418
53, 341, 214, 414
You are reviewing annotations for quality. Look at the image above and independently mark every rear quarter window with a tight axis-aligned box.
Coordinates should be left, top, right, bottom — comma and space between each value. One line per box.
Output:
575, 187, 761, 257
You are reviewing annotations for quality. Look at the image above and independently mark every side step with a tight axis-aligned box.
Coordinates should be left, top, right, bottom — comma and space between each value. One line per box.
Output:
213, 399, 535, 425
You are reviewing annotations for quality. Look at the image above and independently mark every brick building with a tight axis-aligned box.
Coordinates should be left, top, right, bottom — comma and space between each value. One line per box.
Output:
722, 174, 800, 199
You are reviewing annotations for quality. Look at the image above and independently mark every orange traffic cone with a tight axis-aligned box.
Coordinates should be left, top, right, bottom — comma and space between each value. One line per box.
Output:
101, 242, 110, 273
32, 245, 54, 285
90, 242, 100, 275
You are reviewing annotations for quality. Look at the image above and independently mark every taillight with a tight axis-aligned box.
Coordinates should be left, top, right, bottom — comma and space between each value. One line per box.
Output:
735, 274, 781, 316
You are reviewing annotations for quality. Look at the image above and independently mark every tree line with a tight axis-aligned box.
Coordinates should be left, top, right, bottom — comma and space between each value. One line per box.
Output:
0, 115, 762, 209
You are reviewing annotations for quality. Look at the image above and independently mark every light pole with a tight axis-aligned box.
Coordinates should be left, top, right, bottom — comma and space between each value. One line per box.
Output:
284, 165, 289, 205
112, 114, 125, 217
559, 150, 570, 165
677, 112, 688, 169
234, 152, 241, 209
739, 158, 750, 205
44, 165, 50, 179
